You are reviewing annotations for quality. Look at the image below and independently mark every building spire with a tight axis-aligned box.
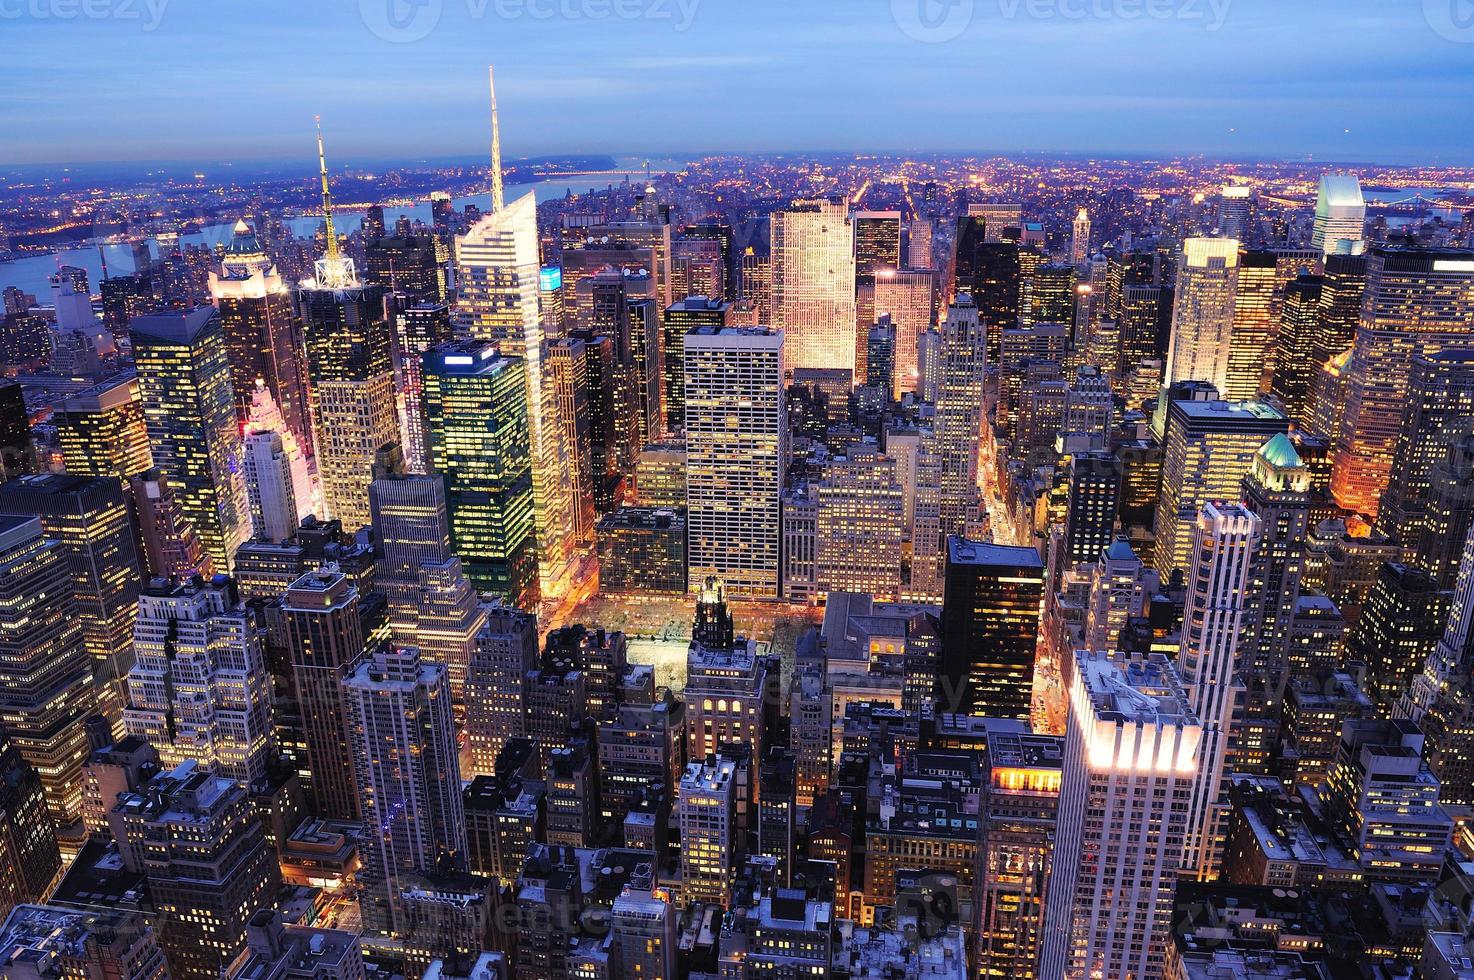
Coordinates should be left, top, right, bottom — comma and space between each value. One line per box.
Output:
488, 65, 505, 213
314, 115, 340, 262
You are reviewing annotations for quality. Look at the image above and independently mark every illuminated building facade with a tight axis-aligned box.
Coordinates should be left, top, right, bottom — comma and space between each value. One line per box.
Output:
814, 449, 904, 601
1311, 174, 1367, 257
935, 298, 985, 543
678, 757, 738, 907
771, 197, 856, 378
938, 538, 1045, 721
1165, 237, 1240, 393
51, 374, 153, 483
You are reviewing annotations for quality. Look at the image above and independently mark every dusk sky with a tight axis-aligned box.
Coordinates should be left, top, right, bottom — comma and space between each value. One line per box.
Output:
3, 0, 1473, 166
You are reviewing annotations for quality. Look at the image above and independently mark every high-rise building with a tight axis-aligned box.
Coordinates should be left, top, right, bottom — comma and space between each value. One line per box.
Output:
1177, 502, 1261, 881
343, 645, 466, 938
1217, 185, 1253, 241
1223, 248, 1277, 401
1349, 562, 1451, 713
678, 757, 738, 906
389, 302, 454, 475
1268, 273, 1325, 422
113, 761, 276, 980
0, 473, 142, 723
1062, 452, 1122, 567
934, 298, 985, 543
241, 378, 319, 539
0, 515, 94, 824
975, 720, 1062, 980
1070, 207, 1091, 267
457, 192, 577, 600
0, 734, 61, 921
1311, 174, 1367, 257
938, 538, 1045, 720
363, 234, 446, 305
1041, 652, 1201, 980
1153, 397, 1287, 574
421, 340, 538, 604
545, 337, 596, 545
814, 449, 904, 601
281, 567, 365, 821
464, 601, 538, 776
771, 197, 857, 377
1331, 249, 1474, 517
51, 374, 153, 482
209, 219, 312, 455
128, 469, 207, 579
663, 295, 731, 433
874, 268, 937, 399
131, 307, 248, 572
684, 326, 785, 598
124, 576, 274, 788
611, 887, 678, 980
1165, 238, 1240, 393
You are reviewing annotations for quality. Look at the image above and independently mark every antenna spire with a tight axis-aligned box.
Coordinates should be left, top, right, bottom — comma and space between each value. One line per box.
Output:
488, 65, 505, 212
315, 115, 339, 262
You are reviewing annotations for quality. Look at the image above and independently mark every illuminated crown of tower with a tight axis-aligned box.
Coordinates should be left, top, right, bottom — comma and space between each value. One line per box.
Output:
311, 116, 358, 290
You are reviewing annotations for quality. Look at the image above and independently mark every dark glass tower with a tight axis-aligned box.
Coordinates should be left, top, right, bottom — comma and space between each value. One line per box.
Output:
939, 537, 1045, 720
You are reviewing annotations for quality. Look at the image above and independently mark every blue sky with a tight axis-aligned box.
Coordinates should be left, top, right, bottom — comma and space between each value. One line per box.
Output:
2, 0, 1472, 166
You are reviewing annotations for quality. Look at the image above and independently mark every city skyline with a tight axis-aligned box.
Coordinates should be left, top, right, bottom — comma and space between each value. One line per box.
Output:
3, 0, 1474, 166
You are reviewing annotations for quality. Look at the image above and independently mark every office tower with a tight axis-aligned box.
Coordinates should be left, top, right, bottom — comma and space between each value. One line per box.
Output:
1239, 435, 1311, 714
128, 469, 207, 579
938, 538, 1045, 720
1117, 283, 1171, 377
1165, 238, 1240, 392
1318, 719, 1452, 886
1349, 562, 1451, 713
1062, 452, 1122, 567
1070, 207, 1091, 267
240, 427, 298, 543
545, 337, 596, 545
934, 298, 985, 543
421, 340, 538, 603
457, 191, 577, 599
281, 568, 364, 820
770, 197, 857, 377
596, 506, 687, 595
464, 602, 537, 776
874, 268, 937, 399
1311, 174, 1367, 256
854, 210, 902, 275
611, 887, 677, 980
113, 761, 276, 980
0, 733, 61, 920
1083, 540, 1158, 653
209, 219, 311, 453
679, 757, 738, 906
1308, 253, 1367, 369
1223, 249, 1276, 401
976, 721, 1062, 980
1268, 273, 1325, 421
684, 326, 785, 598
1176, 503, 1261, 881
363, 234, 446, 305
124, 576, 274, 788
814, 449, 904, 601
953, 229, 1022, 359
866, 316, 896, 395
52, 374, 153, 482
1153, 397, 1287, 574
369, 473, 451, 606
1041, 652, 1201, 980
663, 295, 730, 433
1332, 249, 1474, 517
0, 473, 143, 722
1217, 185, 1253, 241
1379, 349, 1474, 555
0, 383, 34, 484
0, 515, 93, 824
390, 303, 454, 474
343, 645, 467, 938
131, 307, 248, 572
968, 201, 1023, 242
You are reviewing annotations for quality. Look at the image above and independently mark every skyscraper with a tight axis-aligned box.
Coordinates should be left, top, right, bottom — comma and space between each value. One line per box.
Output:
241, 428, 298, 543
0, 514, 94, 825
0, 732, 61, 919
770, 197, 857, 378
1165, 238, 1240, 393
684, 326, 785, 598
421, 340, 538, 604
1062, 451, 1122, 567
873, 268, 937, 399
1217, 184, 1253, 241
456, 191, 577, 600
343, 645, 466, 938
124, 576, 274, 788
209, 218, 311, 454
1240, 434, 1311, 714
130, 307, 248, 572
814, 449, 904, 601
464, 601, 537, 776
938, 537, 1045, 721
1224, 248, 1277, 401
1042, 653, 1201, 980
1268, 273, 1325, 421
1331, 249, 1474, 517
678, 757, 738, 907
51, 374, 153, 483
281, 567, 365, 821
934, 298, 985, 543
1070, 207, 1091, 267
389, 302, 454, 475
1311, 174, 1367, 257
1177, 502, 1261, 881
